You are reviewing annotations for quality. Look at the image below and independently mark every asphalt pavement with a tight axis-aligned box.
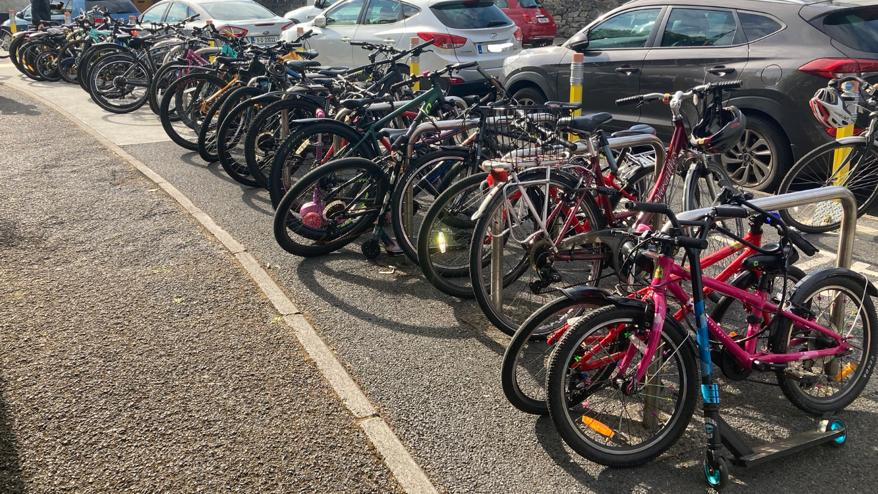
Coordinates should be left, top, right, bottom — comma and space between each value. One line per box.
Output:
2, 62, 877, 493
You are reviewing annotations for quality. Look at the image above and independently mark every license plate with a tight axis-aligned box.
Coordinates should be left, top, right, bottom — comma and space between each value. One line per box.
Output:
537, 16, 550, 24
252, 35, 278, 45
477, 42, 513, 54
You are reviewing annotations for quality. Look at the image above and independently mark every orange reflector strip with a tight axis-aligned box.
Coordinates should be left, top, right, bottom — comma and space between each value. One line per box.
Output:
834, 362, 857, 382
581, 416, 614, 438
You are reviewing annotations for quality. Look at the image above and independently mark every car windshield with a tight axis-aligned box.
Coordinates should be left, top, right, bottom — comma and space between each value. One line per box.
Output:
812, 6, 878, 53
202, 1, 277, 20
431, 1, 512, 29
87, 0, 139, 13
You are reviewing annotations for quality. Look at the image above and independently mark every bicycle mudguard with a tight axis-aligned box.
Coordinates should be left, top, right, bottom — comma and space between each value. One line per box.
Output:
246, 92, 282, 106
791, 267, 878, 301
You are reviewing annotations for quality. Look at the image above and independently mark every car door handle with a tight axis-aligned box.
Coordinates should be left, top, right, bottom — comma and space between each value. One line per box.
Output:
382, 38, 395, 43
341, 36, 352, 41
614, 66, 639, 75
707, 66, 736, 76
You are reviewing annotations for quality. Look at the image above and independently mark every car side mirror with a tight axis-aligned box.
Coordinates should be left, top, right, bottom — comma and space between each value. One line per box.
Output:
569, 38, 589, 52
314, 15, 327, 28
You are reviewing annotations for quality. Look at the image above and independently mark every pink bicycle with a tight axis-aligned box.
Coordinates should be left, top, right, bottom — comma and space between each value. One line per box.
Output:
545, 200, 876, 486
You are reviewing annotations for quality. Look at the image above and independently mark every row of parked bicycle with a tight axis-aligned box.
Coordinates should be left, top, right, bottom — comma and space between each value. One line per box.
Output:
5, 11, 877, 489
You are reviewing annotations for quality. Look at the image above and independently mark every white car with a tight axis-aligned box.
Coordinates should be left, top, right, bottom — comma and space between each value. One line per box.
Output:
283, 0, 340, 25
139, 0, 295, 45
284, 0, 521, 94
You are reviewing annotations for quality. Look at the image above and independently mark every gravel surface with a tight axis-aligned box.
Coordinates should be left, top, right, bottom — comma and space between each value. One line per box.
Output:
0, 92, 401, 493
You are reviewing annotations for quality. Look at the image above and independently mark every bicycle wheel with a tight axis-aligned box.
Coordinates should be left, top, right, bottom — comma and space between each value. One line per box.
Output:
244, 96, 322, 188
217, 91, 277, 186
546, 305, 698, 467
391, 147, 471, 264
268, 122, 376, 208
416, 173, 490, 299
0, 29, 11, 59
501, 295, 610, 415
159, 72, 226, 151
88, 53, 152, 113
17, 40, 50, 80
78, 44, 126, 92
771, 273, 878, 414
778, 140, 878, 233
469, 170, 606, 336
273, 157, 387, 257
197, 85, 252, 163
35, 49, 61, 81
195, 88, 237, 162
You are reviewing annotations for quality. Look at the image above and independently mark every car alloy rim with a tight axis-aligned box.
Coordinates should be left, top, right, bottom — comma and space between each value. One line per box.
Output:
721, 128, 773, 187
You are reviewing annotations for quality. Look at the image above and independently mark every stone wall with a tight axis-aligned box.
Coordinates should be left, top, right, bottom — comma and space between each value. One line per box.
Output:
541, 0, 626, 38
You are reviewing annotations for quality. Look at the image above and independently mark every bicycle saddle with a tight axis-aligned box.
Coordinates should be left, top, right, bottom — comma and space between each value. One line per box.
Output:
741, 243, 798, 272
296, 49, 319, 60
339, 96, 390, 109
564, 112, 614, 133
285, 60, 322, 72
379, 128, 407, 141
611, 124, 656, 138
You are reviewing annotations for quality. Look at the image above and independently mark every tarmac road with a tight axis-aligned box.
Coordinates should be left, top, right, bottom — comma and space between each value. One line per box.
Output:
2, 62, 877, 492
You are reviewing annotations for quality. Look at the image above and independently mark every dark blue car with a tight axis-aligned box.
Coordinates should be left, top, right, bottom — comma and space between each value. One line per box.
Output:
2, 0, 140, 30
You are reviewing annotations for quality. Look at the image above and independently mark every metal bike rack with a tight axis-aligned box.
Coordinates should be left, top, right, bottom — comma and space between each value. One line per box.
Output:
673, 185, 857, 269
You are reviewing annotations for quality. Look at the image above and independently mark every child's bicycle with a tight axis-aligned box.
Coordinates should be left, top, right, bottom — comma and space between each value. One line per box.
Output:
545, 199, 876, 487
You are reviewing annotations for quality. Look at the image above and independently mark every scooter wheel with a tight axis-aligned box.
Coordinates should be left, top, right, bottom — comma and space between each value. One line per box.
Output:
703, 456, 729, 489
361, 238, 381, 260
827, 418, 847, 447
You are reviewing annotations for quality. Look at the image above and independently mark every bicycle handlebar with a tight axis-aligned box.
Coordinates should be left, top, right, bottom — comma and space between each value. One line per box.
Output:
616, 80, 742, 107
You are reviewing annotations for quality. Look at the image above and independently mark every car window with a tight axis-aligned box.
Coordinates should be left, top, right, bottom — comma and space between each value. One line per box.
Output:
495, 0, 509, 8
738, 11, 782, 41
363, 0, 401, 24
87, 0, 140, 13
812, 6, 878, 53
19, 5, 32, 19
140, 3, 168, 23
431, 1, 512, 29
164, 2, 191, 22
201, 1, 275, 20
326, 0, 365, 25
401, 2, 418, 19
519, 0, 541, 8
587, 8, 661, 49
661, 8, 737, 47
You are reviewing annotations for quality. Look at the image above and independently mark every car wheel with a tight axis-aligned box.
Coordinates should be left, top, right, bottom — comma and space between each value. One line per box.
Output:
511, 86, 546, 106
720, 114, 791, 191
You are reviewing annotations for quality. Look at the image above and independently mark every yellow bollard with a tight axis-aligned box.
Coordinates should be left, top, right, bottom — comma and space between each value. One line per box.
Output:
832, 124, 855, 186
410, 36, 420, 92
9, 10, 16, 34
568, 52, 584, 141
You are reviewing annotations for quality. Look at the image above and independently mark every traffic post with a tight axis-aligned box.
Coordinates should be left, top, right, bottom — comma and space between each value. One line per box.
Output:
129, 15, 137, 25
64, 11, 72, 25
568, 52, 584, 140
410, 36, 420, 92
9, 10, 16, 34
833, 80, 859, 185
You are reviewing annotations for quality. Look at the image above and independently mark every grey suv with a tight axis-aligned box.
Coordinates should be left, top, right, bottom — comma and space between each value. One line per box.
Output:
502, 0, 878, 191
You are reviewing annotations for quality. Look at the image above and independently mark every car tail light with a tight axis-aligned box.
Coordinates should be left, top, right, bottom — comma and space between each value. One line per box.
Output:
220, 26, 249, 38
281, 22, 295, 31
417, 32, 467, 49
447, 76, 464, 85
799, 58, 878, 79
513, 27, 523, 42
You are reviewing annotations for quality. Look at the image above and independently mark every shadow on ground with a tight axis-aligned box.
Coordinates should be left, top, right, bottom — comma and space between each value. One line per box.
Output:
0, 95, 39, 116
0, 378, 24, 494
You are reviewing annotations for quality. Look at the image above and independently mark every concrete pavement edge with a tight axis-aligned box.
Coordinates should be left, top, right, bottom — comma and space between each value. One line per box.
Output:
1, 82, 440, 494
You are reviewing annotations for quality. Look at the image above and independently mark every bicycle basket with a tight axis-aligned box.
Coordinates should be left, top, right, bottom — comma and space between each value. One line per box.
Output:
475, 105, 576, 172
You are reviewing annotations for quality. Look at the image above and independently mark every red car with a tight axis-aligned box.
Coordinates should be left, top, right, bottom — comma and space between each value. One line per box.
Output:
496, 0, 556, 46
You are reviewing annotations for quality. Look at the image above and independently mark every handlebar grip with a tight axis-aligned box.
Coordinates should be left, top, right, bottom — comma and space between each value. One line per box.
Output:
711, 205, 749, 219
709, 80, 742, 90
615, 95, 643, 106
453, 61, 479, 70
675, 236, 709, 250
787, 230, 819, 257
624, 201, 672, 215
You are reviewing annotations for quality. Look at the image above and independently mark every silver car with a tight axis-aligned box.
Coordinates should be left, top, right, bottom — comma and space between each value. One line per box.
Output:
139, 0, 294, 45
